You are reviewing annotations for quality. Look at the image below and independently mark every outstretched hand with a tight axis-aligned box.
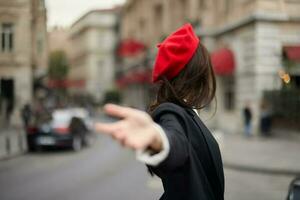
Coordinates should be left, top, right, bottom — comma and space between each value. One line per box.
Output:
95, 104, 163, 152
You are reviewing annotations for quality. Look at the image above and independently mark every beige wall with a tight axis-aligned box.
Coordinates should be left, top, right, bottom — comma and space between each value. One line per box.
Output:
0, 0, 48, 125
32, 0, 48, 72
69, 10, 118, 101
121, 0, 300, 47
48, 27, 72, 58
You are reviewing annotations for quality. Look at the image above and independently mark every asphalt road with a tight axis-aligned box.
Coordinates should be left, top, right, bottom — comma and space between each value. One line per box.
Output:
0, 132, 295, 200
225, 168, 293, 200
0, 134, 163, 200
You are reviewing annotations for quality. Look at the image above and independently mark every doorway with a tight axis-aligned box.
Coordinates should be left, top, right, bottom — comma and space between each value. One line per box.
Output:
0, 78, 15, 125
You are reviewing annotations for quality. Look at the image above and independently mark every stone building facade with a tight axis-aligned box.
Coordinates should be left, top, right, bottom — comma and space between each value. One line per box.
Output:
48, 27, 72, 58
119, 0, 300, 133
69, 9, 118, 102
0, 0, 48, 126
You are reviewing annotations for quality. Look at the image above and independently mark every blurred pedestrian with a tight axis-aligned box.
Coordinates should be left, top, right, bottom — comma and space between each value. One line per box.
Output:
243, 103, 252, 137
260, 100, 272, 136
21, 103, 31, 128
5, 99, 13, 126
95, 24, 224, 200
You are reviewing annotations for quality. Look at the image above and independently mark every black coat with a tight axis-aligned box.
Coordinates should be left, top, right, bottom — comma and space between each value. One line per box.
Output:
149, 103, 224, 200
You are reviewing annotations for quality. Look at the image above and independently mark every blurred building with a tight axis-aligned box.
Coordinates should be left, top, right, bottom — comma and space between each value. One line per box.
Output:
0, 0, 48, 126
69, 9, 118, 102
119, 0, 300, 133
47, 26, 72, 92
115, 34, 150, 109
48, 26, 72, 58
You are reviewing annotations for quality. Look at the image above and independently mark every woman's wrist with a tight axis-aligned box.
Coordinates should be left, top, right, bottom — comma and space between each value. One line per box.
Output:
148, 124, 163, 153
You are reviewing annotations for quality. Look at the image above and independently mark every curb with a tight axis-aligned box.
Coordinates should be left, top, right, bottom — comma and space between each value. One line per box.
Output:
224, 162, 300, 176
0, 127, 27, 162
0, 151, 26, 162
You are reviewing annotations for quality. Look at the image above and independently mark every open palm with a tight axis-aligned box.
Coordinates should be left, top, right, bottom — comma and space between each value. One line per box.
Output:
95, 104, 162, 152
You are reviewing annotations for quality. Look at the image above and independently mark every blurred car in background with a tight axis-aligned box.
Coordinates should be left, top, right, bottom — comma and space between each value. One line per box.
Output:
26, 108, 94, 152
287, 176, 300, 200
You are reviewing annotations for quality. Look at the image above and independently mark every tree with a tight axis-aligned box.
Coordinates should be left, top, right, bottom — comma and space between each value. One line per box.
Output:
103, 89, 122, 105
48, 50, 69, 104
48, 50, 69, 80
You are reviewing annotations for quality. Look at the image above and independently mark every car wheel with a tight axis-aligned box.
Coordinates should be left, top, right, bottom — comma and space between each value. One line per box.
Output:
27, 144, 36, 152
72, 136, 82, 151
36, 145, 43, 152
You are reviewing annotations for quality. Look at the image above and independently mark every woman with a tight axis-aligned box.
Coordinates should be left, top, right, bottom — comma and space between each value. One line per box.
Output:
95, 24, 224, 200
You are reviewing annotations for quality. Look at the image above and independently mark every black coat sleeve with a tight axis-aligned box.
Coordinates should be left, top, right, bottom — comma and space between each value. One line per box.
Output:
151, 112, 189, 174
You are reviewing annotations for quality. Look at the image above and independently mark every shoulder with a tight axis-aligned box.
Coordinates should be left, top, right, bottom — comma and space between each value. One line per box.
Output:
152, 103, 184, 116
151, 102, 193, 122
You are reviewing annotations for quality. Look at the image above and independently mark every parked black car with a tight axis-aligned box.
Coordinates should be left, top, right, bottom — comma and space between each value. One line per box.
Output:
287, 176, 300, 200
26, 108, 93, 152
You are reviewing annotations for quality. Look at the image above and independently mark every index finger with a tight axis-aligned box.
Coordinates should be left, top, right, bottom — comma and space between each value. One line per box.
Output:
94, 120, 123, 135
103, 104, 137, 119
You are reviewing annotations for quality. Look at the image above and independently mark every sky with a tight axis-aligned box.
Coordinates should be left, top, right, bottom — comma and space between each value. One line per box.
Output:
46, 0, 126, 28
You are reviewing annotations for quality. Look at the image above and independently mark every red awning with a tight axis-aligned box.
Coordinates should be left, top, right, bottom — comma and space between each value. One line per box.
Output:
283, 46, 300, 62
116, 70, 151, 88
117, 39, 146, 57
116, 77, 129, 88
211, 48, 235, 76
130, 71, 152, 83
48, 79, 85, 89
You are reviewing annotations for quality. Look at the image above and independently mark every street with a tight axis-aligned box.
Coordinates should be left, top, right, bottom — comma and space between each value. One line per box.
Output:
0, 134, 163, 200
225, 168, 293, 200
0, 131, 295, 200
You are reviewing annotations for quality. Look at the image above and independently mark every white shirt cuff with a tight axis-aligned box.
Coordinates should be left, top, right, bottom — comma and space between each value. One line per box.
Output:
136, 123, 170, 166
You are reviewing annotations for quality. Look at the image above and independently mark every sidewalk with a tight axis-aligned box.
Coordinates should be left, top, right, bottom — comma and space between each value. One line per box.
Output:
219, 131, 300, 175
0, 127, 27, 160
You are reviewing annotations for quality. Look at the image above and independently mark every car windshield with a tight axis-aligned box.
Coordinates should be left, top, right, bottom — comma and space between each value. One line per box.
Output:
51, 111, 72, 127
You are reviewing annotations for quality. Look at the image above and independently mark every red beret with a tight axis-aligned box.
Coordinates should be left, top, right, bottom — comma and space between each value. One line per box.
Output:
152, 24, 200, 83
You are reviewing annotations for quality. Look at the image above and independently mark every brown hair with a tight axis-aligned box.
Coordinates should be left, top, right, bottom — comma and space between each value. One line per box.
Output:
149, 43, 216, 113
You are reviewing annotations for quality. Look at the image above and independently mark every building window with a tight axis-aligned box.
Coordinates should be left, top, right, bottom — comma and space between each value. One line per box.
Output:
139, 18, 145, 39
98, 60, 104, 74
37, 34, 44, 54
39, 0, 45, 8
154, 4, 163, 37
223, 76, 235, 111
282, 46, 300, 89
1, 23, 14, 53
224, 0, 232, 15
179, 0, 187, 21
198, 0, 205, 9
224, 90, 234, 110
37, 39, 43, 54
